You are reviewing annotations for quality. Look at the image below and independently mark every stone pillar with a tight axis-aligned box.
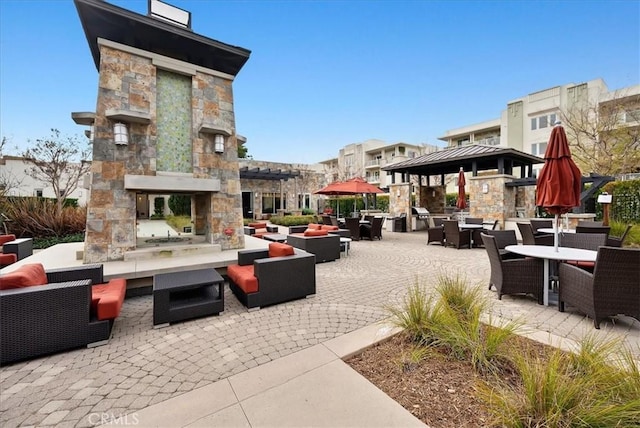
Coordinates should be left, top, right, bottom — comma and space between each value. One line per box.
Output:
388, 182, 412, 231
468, 174, 517, 230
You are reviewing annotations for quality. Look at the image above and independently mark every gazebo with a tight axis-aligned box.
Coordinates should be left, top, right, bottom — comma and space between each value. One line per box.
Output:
382, 145, 544, 230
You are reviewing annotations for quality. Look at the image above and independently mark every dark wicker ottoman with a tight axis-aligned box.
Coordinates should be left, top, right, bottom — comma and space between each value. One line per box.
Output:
153, 268, 224, 327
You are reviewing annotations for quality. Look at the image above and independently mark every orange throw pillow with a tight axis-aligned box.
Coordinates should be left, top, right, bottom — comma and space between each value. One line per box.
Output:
0, 263, 47, 290
304, 229, 328, 237
307, 223, 321, 230
268, 242, 295, 257
321, 225, 339, 231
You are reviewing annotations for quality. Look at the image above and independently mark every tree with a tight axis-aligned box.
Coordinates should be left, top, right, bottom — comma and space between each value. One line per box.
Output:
21, 129, 91, 214
561, 90, 640, 176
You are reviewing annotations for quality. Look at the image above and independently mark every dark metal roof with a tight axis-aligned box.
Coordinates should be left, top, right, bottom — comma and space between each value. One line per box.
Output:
74, 0, 251, 76
382, 145, 544, 176
239, 167, 301, 181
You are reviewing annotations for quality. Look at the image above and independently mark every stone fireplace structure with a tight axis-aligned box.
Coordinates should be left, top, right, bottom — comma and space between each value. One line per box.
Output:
73, 0, 251, 262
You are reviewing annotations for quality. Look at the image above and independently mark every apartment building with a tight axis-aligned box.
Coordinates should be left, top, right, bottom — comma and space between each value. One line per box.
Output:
319, 138, 440, 190
438, 78, 640, 177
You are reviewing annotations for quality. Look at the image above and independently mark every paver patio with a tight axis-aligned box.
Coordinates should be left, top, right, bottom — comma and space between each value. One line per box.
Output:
1, 230, 638, 427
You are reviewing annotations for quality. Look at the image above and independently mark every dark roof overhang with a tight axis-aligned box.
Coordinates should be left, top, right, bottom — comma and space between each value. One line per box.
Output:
382, 145, 544, 176
239, 167, 301, 181
74, 0, 250, 76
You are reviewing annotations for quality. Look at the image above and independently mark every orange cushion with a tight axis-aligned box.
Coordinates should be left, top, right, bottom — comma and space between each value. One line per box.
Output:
0, 234, 16, 246
91, 278, 126, 321
0, 263, 47, 290
307, 223, 321, 230
249, 222, 267, 229
227, 264, 258, 293
0, 253, 17, 266
567, 260, 596, 271
321, 225, 339, 231
269, 242, 295, 257
304, 229, 328, 236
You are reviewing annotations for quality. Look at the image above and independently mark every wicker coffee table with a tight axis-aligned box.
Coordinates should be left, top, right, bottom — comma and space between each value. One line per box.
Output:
153, 268, 224, 327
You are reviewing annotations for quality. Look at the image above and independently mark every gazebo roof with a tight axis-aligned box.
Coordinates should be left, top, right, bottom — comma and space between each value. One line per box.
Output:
74, 0, 251, 76
382, 145, 544, 176
239, 167, 301, 181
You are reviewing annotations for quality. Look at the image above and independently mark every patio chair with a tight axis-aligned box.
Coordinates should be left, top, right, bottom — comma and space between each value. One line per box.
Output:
577, 220, 604, 227
426, 218, 445, 246
558, 246, 640, 329
517, 222, 553, 246
344, 217, 361, 241
560, 233, 607, 273
575, 225, 611, 236
227, 243, 316, 310
360, 216, 383, 240
481, 233, 544, 304
484, 229, 523, 260
321, 215, 333, 226
606, 224, 633, 247
443, 220, 471, 249
465, 217, 483, 224
472, 219, 498, 248
530, 219, 552, 235
0, 263, 126, 364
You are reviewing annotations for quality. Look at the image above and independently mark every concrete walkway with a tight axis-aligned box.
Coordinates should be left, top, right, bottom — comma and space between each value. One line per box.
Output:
1, 229, 639, 427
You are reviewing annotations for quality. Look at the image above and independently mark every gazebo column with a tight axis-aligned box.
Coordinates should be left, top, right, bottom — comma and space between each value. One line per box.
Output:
468, 174, 517, 229
388, 182, 412, 232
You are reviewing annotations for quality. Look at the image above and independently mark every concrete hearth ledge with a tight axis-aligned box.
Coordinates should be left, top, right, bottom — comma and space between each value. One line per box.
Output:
100, 322, 421, 428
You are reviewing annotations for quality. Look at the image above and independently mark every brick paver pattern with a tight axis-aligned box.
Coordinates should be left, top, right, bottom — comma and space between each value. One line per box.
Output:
1, 231, 638, 427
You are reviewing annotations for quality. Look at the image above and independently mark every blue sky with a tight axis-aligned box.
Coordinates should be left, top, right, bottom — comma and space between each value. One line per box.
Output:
1, 0, 639, 164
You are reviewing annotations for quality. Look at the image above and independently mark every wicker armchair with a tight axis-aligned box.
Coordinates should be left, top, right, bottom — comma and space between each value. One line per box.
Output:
530, 219, 552, 235
558, 246, 640, 329
606, 224, 633, 247
472, 219, 498, 248
0, 264, 122, 364
575, 225, 611, 236
344, 217, 361, 241
517, 222, 553, 246
443, 220, 471, 249
426, 218, 446, 246
360, 217, 383, 240
481, 233, 544, 304
465, 217, 483, 224
577, 220, 604, 227
484, 230, 523, 260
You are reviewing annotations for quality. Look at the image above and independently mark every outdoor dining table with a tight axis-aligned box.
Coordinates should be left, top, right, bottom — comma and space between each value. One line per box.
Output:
459, 224, 483, 229
504, 245, 597, 306
538, 228, 575, 234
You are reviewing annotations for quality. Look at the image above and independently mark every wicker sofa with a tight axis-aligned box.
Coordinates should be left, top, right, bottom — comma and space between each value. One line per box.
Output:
0, 264, 126, 364
227, 242, 316, 310
287, 230, 340, 263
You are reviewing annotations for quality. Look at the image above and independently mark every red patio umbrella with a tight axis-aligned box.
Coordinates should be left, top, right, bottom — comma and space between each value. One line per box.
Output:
535, 123, 582, 251
315, 177, 384, 217
456, 167, 467, 210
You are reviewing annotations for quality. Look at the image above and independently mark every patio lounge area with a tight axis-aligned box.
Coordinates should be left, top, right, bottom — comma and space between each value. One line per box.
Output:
1, 229, 639, 427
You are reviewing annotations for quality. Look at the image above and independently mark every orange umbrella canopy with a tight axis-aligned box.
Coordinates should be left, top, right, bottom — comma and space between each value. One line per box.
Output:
456, 168, 467, 209
315, 177, 384, 195
536, 124, 582, 215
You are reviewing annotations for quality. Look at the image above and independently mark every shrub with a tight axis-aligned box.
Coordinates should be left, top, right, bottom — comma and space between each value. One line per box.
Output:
478, 334, 640, 427
165, 215, 192, 232
386, 280, 438, 345
154, 197, 165, 217
168, 194, 191, 216
268, 215, 317, 226
2, 197, 86, 239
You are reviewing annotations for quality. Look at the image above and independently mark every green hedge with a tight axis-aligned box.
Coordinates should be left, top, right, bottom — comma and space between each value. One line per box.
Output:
598, 179, 640, 223
266, 215, 317, 226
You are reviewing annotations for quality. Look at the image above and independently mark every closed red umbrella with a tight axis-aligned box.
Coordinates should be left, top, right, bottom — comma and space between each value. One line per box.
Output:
536, 123, 582, 250
456, 167, 467, 210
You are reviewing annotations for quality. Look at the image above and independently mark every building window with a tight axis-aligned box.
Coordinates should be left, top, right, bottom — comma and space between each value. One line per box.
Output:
34, 189, 43, 197
262, 192, 286, 214
531, 113, 557, 130
298, 193, 310, 209
538, 115, 548, 129
531, 118, 537, 130
456, 138, 469, 147
531, 142, 548, 157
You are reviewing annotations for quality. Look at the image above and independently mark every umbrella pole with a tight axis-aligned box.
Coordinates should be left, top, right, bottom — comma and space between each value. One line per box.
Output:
554, 214, 559, 252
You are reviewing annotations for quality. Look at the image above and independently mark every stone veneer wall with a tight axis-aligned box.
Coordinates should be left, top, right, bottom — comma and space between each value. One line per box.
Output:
388, 183, 412, 230
419, 186, 446, 213
468, 175, 518, 230
84, 44, 243, 262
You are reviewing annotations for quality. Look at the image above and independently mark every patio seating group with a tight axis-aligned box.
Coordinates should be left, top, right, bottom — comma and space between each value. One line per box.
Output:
0, 263, 126, 364
0, 234, 34, 268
